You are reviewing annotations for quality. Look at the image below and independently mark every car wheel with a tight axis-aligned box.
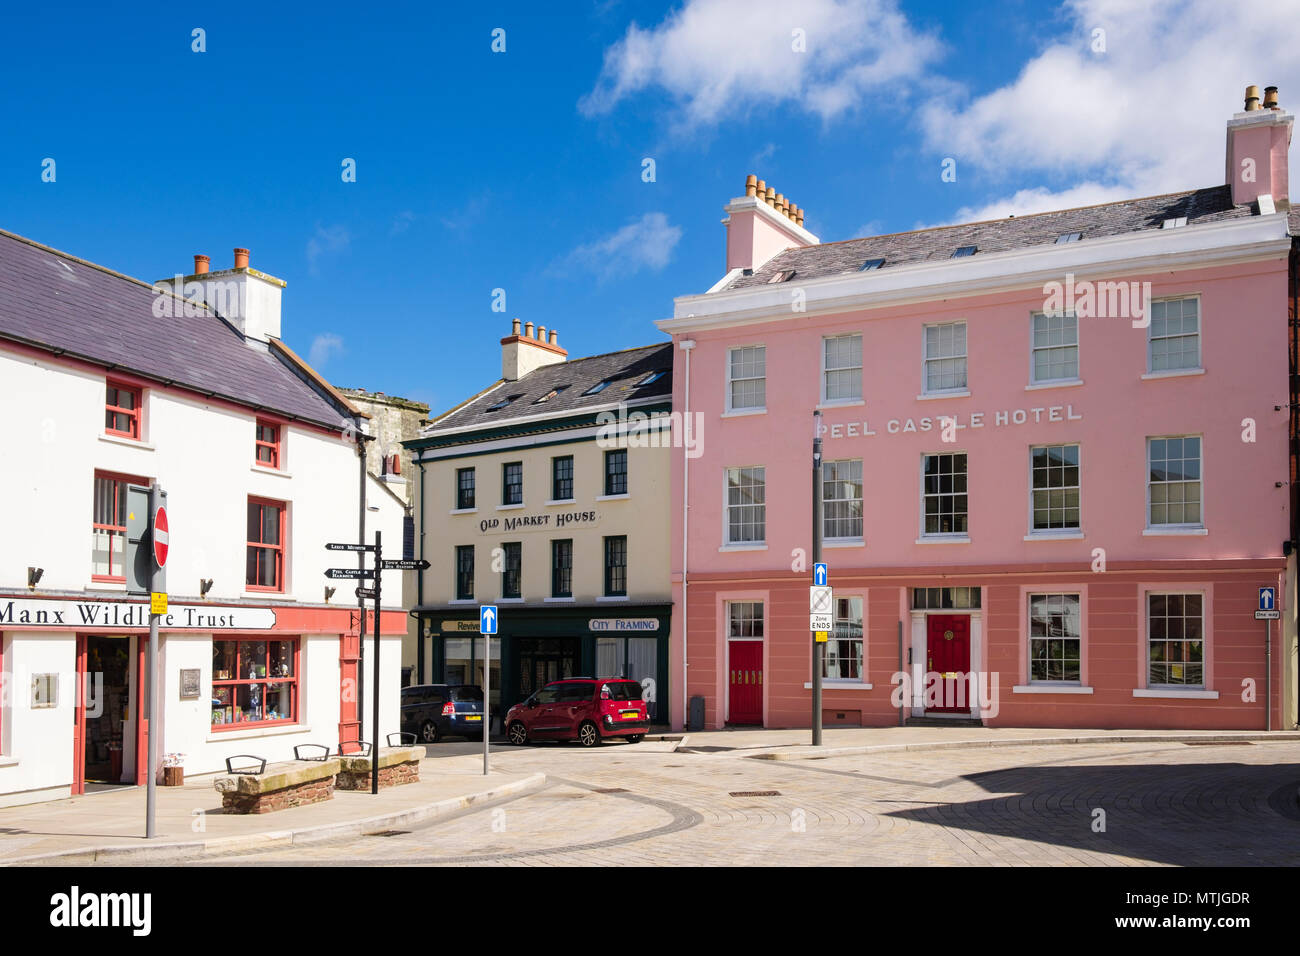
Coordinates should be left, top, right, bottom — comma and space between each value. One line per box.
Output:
420, 720, 440, 744
507, 721, 529, 746
626, 734, 644, 743
577, 721, 600, 747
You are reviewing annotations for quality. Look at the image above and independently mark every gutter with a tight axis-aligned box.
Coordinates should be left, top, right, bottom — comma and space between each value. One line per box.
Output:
679, 338, 695, 731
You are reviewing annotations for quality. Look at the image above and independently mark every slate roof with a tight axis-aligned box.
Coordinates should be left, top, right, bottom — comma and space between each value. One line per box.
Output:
0, 228, 355, 430
721, 185, 1282, 291
424, 342, 673, 435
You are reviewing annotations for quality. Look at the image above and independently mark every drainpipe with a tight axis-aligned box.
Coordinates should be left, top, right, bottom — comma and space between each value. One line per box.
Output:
417, 458, 427, 684
679, 338, 696, 730
354, 419, 375, 738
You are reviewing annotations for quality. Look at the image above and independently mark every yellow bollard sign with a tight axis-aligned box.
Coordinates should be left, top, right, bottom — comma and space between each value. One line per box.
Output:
150, 592, 168, 615
814, 630, 828, 643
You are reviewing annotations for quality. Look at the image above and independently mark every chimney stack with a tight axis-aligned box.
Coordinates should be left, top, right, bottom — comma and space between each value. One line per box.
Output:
155, 245, 284, 344
1226, 83, 1292, 207
193, 254, 210, 275
233, 247, 250, 270
722, 174, 819, 273
501, 319, 566, 382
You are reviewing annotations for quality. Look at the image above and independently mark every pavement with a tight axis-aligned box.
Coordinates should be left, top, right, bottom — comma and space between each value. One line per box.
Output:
3, 726, 1298, 866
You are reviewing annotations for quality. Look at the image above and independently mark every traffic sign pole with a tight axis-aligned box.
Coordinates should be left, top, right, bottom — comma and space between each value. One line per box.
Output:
370, 530, 381, 794
145, 483, 166, 839
811, 410, 823, 747
479, 605, 498, 776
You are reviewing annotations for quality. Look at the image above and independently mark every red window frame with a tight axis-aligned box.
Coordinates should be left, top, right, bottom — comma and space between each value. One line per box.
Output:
246, 497, 287, 592
105, 381, 142, 440
254, 420, 281, 469
92, 470, 149, 582
211, 637, 300, 730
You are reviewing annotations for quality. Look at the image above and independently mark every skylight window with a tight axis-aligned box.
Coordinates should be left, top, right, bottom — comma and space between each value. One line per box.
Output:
768, 270, 796, 283
1055, 232, 1082, 244
636, 370, 667, 387
533, 386, 568, 404
859, 258, 885, 271
583, 380, 610, 396
1162, 217, 1187, 229
486, 394, 520, 412
952, 246, 977, 258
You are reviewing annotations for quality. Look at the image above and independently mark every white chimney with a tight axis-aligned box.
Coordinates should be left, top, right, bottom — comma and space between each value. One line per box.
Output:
155, 247, 285, 344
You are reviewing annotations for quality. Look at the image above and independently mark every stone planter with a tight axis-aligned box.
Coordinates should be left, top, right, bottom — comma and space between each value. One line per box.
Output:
213, 757, 341, 813
335, 746, 423, 791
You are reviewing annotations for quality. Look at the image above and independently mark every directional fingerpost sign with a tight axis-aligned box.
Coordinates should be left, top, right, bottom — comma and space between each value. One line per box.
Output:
380, 559, 431, 571
355, 586, 378, 600
813, 563, 828, 587
810, 585, 834, 632
480, 605, 498, 635
326, 568, 375, 580
326, 542, 376, 553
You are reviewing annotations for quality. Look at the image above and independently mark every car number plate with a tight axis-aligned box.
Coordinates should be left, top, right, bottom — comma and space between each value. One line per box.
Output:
621, 711, 640, 719
465, 714, 482, 721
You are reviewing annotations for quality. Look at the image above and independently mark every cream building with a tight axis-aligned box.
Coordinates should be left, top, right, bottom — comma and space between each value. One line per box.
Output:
404, 322, 675, 724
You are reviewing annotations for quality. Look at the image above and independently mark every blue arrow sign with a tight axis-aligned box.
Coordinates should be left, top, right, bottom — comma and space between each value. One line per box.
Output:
813, 563, 828, 587
480, 604, 498, 635
1259, 587, 1275, 612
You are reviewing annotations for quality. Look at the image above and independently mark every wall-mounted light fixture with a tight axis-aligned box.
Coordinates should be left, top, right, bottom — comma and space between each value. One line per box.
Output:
200, 578, 214, 598
27, 567, 44, 589
324, 586, 337, 603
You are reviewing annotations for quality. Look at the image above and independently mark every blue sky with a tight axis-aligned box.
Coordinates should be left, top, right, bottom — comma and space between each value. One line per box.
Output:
3, 1, 1296, 415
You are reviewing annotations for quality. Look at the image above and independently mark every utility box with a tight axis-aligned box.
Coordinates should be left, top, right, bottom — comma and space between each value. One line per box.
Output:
688, 695, 706, 732
125, 484, 153, 596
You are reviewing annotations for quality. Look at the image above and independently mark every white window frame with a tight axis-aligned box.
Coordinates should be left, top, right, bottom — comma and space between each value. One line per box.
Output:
1027, 592, 1083, 685
723, 466, 767, 546
1146, 295, 1202, 374
1145, 590, 1207, 690
1027, 443, 1081, 535
822, 458, 864, 543
1146, 435, 1204, 530
922, 321, 968, 395
1029, 311, 1080, 385
919, 451, 969, 539
821, 595, 864, 682
726, 344, 767, 413
820, 333, 862, 405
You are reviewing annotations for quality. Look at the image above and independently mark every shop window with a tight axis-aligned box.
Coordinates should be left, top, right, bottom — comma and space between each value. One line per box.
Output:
822, 459, 863, 541
501, 542, 521, 598
921, 453, 968, 536
1147, 593, 1204, 688
823, 334, 862, 403
1029, 593, 1082, 682
552, 456, 574, 501
604, 535, 627, 597
1030, 444, 1080, 531
246, 497, 286, 592
254, 420, 281, 469
455, 545, 474, 600
105, 381, 141, 439
551, 539, 573, 598
212, 639, 299, 728
725, 467, 766, 544
604, 449, 628, 496
823, 596, 863, 680
92, 470, 148, 581
456, 467, 476, 510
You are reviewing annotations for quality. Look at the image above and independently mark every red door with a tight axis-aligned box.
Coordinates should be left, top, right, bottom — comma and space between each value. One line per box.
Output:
728, 641, 763, 725
338, 633, 360, 752
135, 636, 149, 785
72, 635, 87, 795
926, 614, 971, 713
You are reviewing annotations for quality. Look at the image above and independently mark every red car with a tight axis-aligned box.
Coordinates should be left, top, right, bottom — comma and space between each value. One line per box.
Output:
505, 678, 649, 747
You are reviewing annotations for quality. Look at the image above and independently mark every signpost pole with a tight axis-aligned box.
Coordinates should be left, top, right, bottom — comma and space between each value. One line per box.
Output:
371, 531, 381, 795
1266, 617, 1272, 732
812, 410, 823, 747
145, 483, 163, 839
483, 626, 490, 776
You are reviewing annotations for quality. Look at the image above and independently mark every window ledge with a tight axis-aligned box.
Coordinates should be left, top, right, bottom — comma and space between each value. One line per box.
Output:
544, 499, 577, 507
1024, 531, 1085, 541
99, 434, 155, 451
1013, 684, 1094, 694
803, 681, 873, 691
596, 493, 630, 502
87, 582, 128, 593
250, 465, 293, 479
448, 598, 477, 605
1025, 379, 1083, 391
206, 723, 312, 743
916, 390, 970, 401
0, 756, 19, 768
1143, 527, 1208, 536
915, 536, 971, 545
824, 539, 865, 549
497, 503, 526, 511
242, 592, 294, 602
1142, 368, 1205, 380
1133, 688, 1219, 700
497, 597, 525, 604
544, 596, 576, 603
816, 399, 865, 410
722, 408, 767, 418
719, 544, 767, 552
597, 595, 630, 602
449, 508, 478, 515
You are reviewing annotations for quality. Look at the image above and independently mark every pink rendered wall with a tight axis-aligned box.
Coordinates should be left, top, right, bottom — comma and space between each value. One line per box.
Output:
671, 258, 1291, 581
725, 208, 806, 273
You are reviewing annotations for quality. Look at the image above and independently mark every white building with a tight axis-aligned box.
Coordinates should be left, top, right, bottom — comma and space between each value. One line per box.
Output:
0, 235, 407, 807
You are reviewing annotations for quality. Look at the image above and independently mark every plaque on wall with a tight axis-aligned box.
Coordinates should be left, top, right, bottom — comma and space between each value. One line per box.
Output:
180, 668, 201, 699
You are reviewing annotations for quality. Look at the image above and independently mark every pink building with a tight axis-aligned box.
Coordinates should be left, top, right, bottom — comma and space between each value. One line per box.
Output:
660, 86, 1299, 732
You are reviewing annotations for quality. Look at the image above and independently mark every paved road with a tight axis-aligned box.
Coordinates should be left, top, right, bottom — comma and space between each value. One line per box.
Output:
184, 739, 1300, 866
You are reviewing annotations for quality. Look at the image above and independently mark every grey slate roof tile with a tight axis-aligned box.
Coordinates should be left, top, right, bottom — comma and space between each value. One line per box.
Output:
723, 186, 1275, 291
426, 342, 673, 434
0, 229, 353, 430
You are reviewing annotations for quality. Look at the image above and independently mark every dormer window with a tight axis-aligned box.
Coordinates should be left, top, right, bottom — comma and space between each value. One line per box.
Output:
952, 245, 977, 258
255, 420, 281, 469
105, 381, 141, 439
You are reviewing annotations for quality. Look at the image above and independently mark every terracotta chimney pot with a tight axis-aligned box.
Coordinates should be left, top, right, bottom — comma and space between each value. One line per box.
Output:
1245, 84, 1261, 110
537, 325, 547, 341
1264, 85, 1280, 109
745, 174, 757, 197
549, 329, 558, 345
524, 321, 535, 338
233, 248, 250, 269
764, 187, 776, 206
512, 318, 522, 335
193, 254, 210, 275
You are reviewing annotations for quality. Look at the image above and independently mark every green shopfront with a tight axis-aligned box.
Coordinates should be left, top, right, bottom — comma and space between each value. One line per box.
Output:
413, 603, 672, 724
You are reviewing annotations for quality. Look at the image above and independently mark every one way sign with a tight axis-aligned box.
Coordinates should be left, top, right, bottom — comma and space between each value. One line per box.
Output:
480, 605, 498, 635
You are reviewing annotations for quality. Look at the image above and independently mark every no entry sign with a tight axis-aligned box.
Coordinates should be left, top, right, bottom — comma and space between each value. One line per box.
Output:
153, 505, 169, 568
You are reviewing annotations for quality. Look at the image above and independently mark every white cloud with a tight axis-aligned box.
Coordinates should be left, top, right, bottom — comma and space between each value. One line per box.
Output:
308, 333, 344, 369
306, 224, 351, 274
580, 0, 942, 129
921, 0, 1300, 215
389, 210, 415, 236
552, 212, 683, 280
